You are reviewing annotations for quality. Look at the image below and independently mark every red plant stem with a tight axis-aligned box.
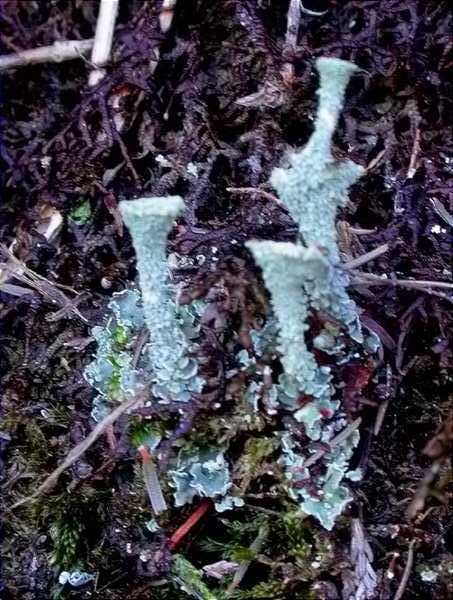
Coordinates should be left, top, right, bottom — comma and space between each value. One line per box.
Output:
168, 499, 211, 551
138, 444, 151, 461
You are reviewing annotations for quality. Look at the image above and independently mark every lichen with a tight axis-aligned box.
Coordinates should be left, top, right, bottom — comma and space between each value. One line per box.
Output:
58, 570, 94, 588
119, 196, 204, 403
270, 57, 364, 341
169, 447, 234, 511
246, 241, 336, 440
246, 242, 329, 397
270, 58, 363, 261
235, 436, 277, 492
81, 59, 371, 538
279, 413, 362, 531
246, 57, 369, 529
84, 289, 143, 421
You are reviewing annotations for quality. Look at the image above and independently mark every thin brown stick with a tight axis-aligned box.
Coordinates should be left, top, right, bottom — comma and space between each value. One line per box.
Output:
406, 460, 442, 521
9, 393, 142, 510
284, 0, 301, 53
393, 540, 415, 600
365, 148, 386, 173
374, 365, 393, 435
349, 227, 377, 235
304, 418, 362, 469
0, 246, 87, 322
374, 398, 390, 436
352, 273, 453, 291
1, 246, 75, 293
430, 198, 453, 228
406, 127, 421, 179
168, 499, 211, 551
344, 243, 389, 269
0, 39, 94, 71
225, 523, 269, 597
281, 0, 302, 84
227, 186, 283, 206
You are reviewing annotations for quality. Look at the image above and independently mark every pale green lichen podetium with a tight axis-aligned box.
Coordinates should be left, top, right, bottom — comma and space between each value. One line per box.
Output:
119, 197, 201, 403
270, 57, 365, 340
270, 57, 364, 262
246, 241, 329, 399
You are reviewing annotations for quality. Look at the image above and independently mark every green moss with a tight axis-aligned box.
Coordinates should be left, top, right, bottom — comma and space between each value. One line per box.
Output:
34, 488, 106, 571
280, 511, 313, 563
231, 580, 286, 599
236, 436, 277, 492
201, 516, 267, 561
128, 419, 163, 449
49, 517, 83, 568
69, 199, 92, 225
269, 510, 337, 581
23, 421, 51, 465
228, 546, 257, 562
104, 325, 132, 398
171, 554, 219, 600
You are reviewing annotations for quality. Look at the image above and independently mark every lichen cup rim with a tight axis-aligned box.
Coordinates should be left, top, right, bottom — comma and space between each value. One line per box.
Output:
119, 195, 184, 220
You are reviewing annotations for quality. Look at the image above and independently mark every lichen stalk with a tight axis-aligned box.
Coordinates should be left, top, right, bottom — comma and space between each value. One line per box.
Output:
246, 241, 319, 388
119, 196, 183, 375
309, 57, 359, 159
119, 197, 202, 403
270, 57, 364, 262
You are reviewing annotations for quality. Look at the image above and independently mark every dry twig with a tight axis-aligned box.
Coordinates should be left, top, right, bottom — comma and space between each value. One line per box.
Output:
281, 0, 302, 84
430, 198, 453, 228
304, 418, 362, 469
9, 393, 142, 510
88, 0, 120, 86
406, 127, 421, 179
406, 101, 421, 180
407, 415, 453, 520
227, 186, 284, 206
352, 272, 453, 302
365, 148, 386, 173
0, 39, 94, 71
344, 243, 389, 269
225, 523, 269, 597
373, 364, 394, 436
342, 518, 377, 600
349, 227, 377, 235
0, 246, 87, 323
393, 540, 415, 600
